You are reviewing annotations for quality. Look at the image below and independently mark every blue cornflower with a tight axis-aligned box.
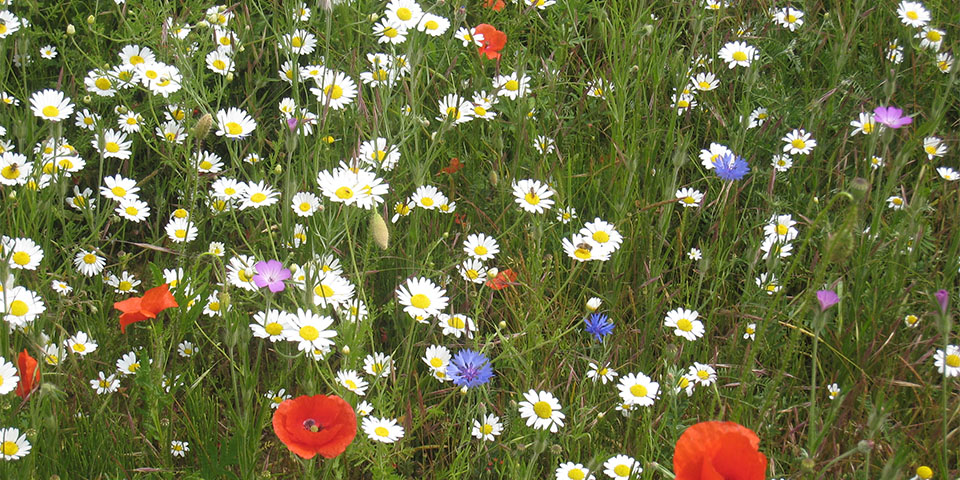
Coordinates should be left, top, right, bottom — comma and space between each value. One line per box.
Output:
584, 313, 615, 341
713, 153, 750, 181
447, 349, 495, 388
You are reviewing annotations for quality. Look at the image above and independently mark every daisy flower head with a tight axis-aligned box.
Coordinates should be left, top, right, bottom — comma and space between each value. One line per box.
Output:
438, 313, 476, 339
512, 179, 554, 214
170, 440, 189, 457
65, 330, 98, 356
417, 13, 450, 36
455, 27, 484, 47
887, 195, 905, 210
518, 389, 564, 432
689, 362, 717, 386
556, 462, 595, 480
3, 286, 45, 327
51, 279, 73, 295
699, 143, 732, 170
283, 308, 336, 353
374, 19, 408, 45
177, 341, 196, 358
115, 351, 143, 376
691, 71, 719, 91
265, 389, 292, 409
396, 277, 448, 319
281, 29, 317, 55
748, 107, 769, 128
30, 89, 74, 122
712, 153, 750, 181
362, 416, 404, 443
617, 372, 660, 407
933, 345, 960, 377
782, 128, 817, 155
676, 187, 703, 207
936, 52, 953, 73
100, 174, 140, 202
0, 427, 31, 461
936, 167, 958, 181
0, 11, 22, 39
90, 371, 119, 395
494, 72, 531, 100
923, 136, 947, 159
215, 107, 256, 139
916, 27, 944, 50
897, 1, 930, 28
309, 271, 355, 308
604, 454, 641, 480
385, 0, 423, 28
718, 41, 757, 68
764, 214, 799, 242
437, 94, 474, 125
556, 206, 577, 224
849, 112, 878, 136
0, 153, 30, 187
472, 414, 503, 441
773, 7, 804, 31
85, 68, 117, 97
744, 323, 756, 340
562, 234, 612, 262
358, 137, 401, 171
3, 237, 43, 270
107, 271, 141, 294
586, 362, 618, 384
771, 154, 793, 172
534, 135, 555, 155
74, 249, 106, 277
664, 307, 705, 341
362, 352, 392, 378
165, 217, 198, 243
580, 218, 623, 253
887, 39, 904, 64
0, 358, 18, 395
458, 259, 488, 284
250, 309, 290, 342
827, 383, 840, 400
239, 180, 280, 210
423, 344, 452, 374
760, 237, 793, 259
463, 233, 499, 261
310, 70, 358, 110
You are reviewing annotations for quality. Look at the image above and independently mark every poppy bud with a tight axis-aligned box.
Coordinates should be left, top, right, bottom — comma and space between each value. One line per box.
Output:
193, 113, 213, 139
370, 212, 389, 249
489, 170, 499, 187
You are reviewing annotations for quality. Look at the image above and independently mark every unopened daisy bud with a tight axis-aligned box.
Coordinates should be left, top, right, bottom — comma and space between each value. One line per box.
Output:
66, 24, 76, 35
550, 444, 563, 455
460, 386, 468, 394
193, 113, 213, 139
487, 267, 499, 279
341, 345, 350, 355
7, 190, 15, 200
586, 297, 602, 312
488, 169, 499, 187
225, 73, 234, 82
596, 411, 605, 419
369, 13, 380, 22
197, 20, 210, 28
498, 321, 506, 329
86, 14, 96, 25
369, 212, 389, 249
82, 95, 92, 104
273, 164, 283, 175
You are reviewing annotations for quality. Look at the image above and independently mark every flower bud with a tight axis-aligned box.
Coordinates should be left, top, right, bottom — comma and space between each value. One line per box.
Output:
370, 212, 389, 249
66, 24, 76, 35
193, 113, 213, 139
86, 15, 96, 25
273, 164, 283, 175
341, 345, 350, 355
488, 169, 499, 187
497, 321, 506, 329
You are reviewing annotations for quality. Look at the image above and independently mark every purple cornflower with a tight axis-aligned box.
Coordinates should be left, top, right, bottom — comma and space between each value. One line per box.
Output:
873, 106, 912, 129
713, 153, 750, 181
816, 290, 839, 312
935, 289, 949, 315
447, 349, 494, 388
584, 313, 615, 341
253, 259, 291, 293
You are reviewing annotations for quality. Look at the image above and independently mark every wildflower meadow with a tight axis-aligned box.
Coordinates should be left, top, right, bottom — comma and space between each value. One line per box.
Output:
0, 0, 959, 478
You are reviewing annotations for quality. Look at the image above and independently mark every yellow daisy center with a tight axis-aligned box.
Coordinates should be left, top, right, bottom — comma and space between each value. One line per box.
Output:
374, 426, 389, 437
946, 354, 960, 368
533, 401, 553, 419
1, 442, 18, 456
676, 318, 693, 332
592, 231, 609, 243
630, 384, 648, 397
505, 80, 519, 91
299, 326, 319, 341
42, 105, 60, 118
397, 8, 412, 21
9, 300, 28, 317
335, 186, 354, 199
83, 253, 97, 264
791, 138, 806, 149
324, 85, 344, 100
250, 192, 267, 203
446, 316, 466, 329
264, 322, 284, 336
410, 294, 431, 309
732, 51, 747, 62
314, 284, 335, 298
525, 192, 540, 205
226, 122, 243, 135
474, 246, 488, 256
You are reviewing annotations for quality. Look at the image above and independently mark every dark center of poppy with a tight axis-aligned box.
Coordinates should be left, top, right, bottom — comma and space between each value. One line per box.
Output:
303, 418, 323, 433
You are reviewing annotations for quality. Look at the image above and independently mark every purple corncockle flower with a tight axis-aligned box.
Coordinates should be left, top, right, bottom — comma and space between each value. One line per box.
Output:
935, 289, 949, 315
713, 153, 751, 181
286, 118, 300, 132
816, 290, 839, 312
446, 349, 494, 388
873, 106, 912, 129
253, 259, 291, 293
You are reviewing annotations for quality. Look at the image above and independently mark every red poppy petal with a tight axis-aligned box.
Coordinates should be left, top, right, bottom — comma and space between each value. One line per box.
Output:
119, 311, 151, 334
114, 296, 143, 314
675, 422, 765, 480
15, 349, 38, 399
710, 433, 767, 480
141, 284, 178, 315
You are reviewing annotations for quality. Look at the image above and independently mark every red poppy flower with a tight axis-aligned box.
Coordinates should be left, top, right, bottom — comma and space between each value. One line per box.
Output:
674, 421, 767, 480
485, 269, 518, 290
272, 394, 357, 459
475, 24, 507, 60
439, 157, 464, 175
15, 349, 39, 400
113, 283, 179, 333
483, 0, 505, 11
